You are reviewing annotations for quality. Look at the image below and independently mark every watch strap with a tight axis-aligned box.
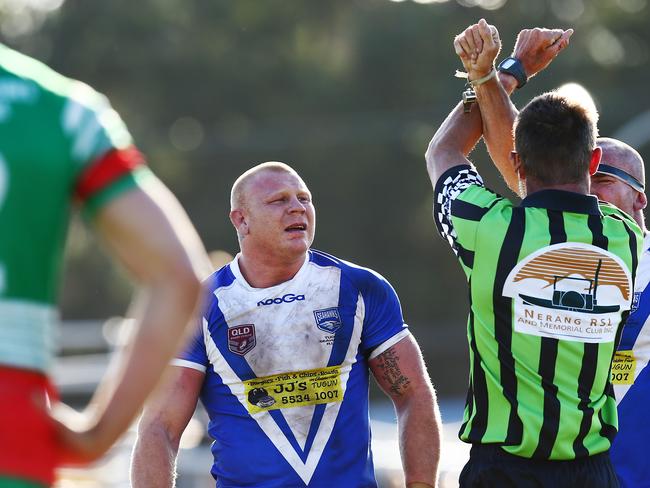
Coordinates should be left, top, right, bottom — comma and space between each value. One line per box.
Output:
497, 57, 527, 89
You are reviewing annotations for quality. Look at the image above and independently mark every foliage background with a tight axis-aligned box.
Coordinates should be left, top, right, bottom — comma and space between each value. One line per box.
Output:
2, 0, 648, 396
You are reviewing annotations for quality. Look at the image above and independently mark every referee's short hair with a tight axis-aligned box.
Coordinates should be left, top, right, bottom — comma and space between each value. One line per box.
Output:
514, 90, 598, 186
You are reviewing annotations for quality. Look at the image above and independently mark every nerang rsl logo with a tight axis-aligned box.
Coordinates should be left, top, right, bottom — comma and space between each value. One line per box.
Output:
313, 307, 342, 333
502, 243, 632, 343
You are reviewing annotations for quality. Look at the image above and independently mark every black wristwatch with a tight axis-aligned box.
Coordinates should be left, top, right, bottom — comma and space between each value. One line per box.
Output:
497, 57, 527, 89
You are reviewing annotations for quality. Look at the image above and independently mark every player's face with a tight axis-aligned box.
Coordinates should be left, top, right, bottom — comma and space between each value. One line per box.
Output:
590, 171, 637, 217
243, 171, 316, 258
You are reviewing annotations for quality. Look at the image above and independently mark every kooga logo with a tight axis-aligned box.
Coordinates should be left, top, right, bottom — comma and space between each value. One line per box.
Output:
257, 293, 305, 306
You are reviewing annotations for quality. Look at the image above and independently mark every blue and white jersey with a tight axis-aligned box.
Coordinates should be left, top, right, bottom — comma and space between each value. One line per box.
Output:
611, 234, 650, 488
174, 249, 410, 488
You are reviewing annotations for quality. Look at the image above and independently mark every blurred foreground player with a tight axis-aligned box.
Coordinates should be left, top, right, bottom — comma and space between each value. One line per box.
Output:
0, 44, 210, 486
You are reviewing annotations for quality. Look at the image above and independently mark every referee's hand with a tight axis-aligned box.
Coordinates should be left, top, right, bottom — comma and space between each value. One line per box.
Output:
453, 18, 501, 82
512, 27, 574, 79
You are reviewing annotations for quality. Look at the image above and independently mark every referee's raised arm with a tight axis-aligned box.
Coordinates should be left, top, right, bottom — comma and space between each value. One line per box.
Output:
424, 19, 500, 189
477, 27, 573, 193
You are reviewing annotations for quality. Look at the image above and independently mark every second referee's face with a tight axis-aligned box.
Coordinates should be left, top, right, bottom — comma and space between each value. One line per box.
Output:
590, 147, 640, 218
590, 171, 636, 217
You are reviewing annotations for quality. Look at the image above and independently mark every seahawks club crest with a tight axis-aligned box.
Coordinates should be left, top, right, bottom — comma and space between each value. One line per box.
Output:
313, 307, 342, 333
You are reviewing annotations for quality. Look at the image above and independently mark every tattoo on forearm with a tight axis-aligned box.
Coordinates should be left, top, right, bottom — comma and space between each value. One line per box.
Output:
375, 347, 411, 397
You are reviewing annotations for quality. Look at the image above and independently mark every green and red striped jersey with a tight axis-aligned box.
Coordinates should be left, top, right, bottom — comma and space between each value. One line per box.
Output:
0, 44, 148, 371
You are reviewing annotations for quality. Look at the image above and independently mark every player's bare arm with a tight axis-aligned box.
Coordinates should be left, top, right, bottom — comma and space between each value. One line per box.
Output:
131, 365, 205, 487
370, 335, 441, 488
372, 346, 412, 397
52, 179, 210, 464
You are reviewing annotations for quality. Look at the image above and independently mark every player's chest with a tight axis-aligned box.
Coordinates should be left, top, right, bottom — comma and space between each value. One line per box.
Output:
210, 279, 361, 374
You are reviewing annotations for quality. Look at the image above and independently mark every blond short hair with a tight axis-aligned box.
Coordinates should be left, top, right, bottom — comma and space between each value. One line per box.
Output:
230, 161, 300, 210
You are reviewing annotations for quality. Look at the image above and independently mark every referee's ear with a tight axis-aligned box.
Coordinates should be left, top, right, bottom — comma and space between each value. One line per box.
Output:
511, 151, 525, 179
589, 147, 603, 176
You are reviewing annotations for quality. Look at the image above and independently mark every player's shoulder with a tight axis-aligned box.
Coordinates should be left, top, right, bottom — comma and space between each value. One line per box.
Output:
0, 44, 108, 110
598, 200, 644, 235
599, 200, 637, 222
203, 260, 237, 293
436, 164, 510, 210
309, 249, 393, 291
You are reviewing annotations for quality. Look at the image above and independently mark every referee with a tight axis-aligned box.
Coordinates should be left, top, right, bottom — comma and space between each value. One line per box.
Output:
425, 19, 643, 488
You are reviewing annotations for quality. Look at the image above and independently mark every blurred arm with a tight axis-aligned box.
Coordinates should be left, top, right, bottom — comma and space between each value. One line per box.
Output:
131, 366, 205, 487
53, 176, 210, 464
370, 335, 442, 488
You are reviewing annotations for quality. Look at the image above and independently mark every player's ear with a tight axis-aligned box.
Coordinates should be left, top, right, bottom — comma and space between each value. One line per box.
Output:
229, 209, 249, 236
634, 190, 647, 212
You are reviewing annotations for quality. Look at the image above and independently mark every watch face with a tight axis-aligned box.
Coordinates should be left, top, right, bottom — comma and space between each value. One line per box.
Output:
501, 59, 516, 69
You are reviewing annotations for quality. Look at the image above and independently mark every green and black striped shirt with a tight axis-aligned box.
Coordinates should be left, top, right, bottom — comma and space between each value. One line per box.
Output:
434, 165, 643, 460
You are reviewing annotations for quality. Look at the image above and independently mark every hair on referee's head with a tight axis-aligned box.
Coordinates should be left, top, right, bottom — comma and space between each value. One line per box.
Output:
514, 85, 599, 186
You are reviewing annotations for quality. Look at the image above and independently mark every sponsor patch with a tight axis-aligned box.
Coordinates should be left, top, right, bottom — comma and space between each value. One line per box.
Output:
611, 350, 636, 385
243, 365, 343, 414
247, 387, 276, 408
228, 324, 256, 356
632, 291, 641, 312
502, 243, 632, 343
313, 307, 342, 333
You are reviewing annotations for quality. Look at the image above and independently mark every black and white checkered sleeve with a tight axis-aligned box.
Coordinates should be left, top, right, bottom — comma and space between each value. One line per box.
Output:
433, 165, 484, 251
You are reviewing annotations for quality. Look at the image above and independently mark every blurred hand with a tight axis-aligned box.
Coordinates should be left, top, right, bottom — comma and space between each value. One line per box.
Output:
454, 19, 501, 81
513, 27, 573, 78
48, 402, 110, 466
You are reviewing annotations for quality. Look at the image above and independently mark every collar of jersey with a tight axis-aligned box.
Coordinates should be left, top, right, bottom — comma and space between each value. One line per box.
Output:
229, 251, 311, 291
520, 189, 601, 215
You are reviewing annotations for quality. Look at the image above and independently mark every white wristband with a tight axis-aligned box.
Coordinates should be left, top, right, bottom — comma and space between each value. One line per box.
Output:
468, 67, 496, 88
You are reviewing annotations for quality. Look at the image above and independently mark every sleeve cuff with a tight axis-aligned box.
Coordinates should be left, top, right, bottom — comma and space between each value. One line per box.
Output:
368, 328, 411, 360
171, 358, 207, 373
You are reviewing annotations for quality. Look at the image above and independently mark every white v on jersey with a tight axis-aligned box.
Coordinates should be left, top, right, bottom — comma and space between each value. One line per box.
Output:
174, 249, 409, 487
